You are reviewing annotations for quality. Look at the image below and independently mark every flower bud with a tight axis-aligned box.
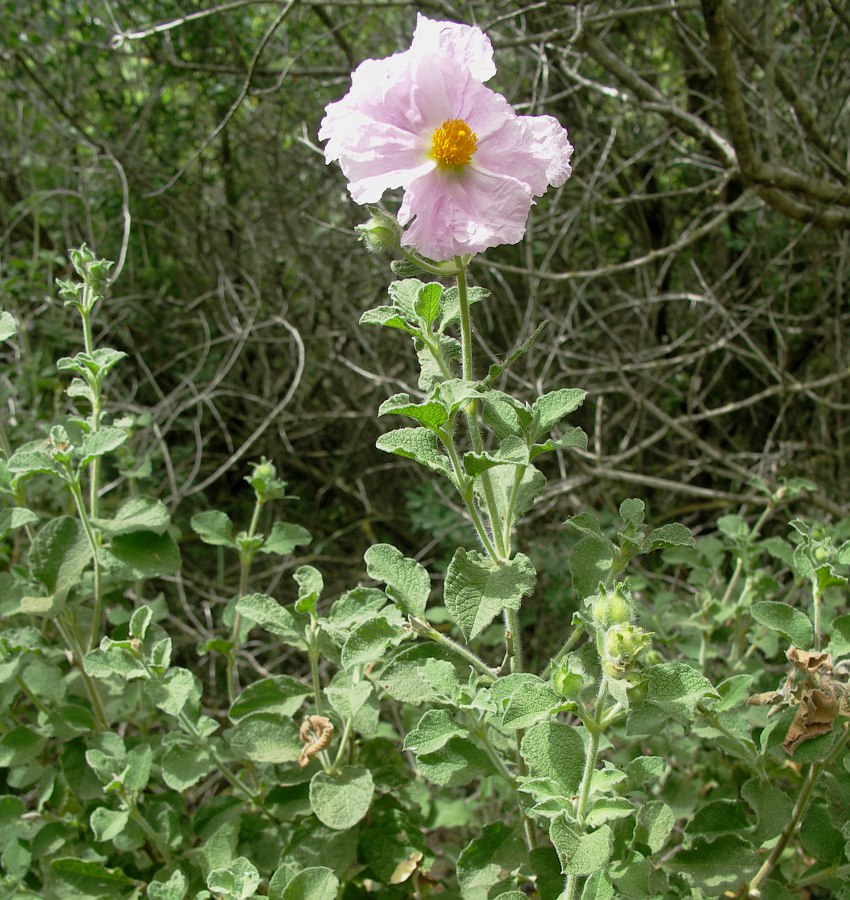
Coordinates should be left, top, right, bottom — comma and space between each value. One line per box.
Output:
590, 583, 632, 629
604, 623, 652, 663
356, 209, 402, 254
552, 659, 584, 699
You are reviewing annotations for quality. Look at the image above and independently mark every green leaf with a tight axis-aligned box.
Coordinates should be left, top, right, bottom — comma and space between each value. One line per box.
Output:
625, 756, 666, 788
230, 675, 310, 722
520, 721, 585, 796
129, 606, 153, 641
48, 857, 134, 898
0, 726, 46, 766
685, 799, 750, 836
501, 678, 561, 730
643, 662, 718, 720
800, 799, 845, 863
742, 778, 793, 843
550, 820, 614, 876
569, 535, 615, 602
260, 522, 312, 556
78, 427, 127, 466
6, 446, 67, 480
144, 668, 198, 716
714, 674, 754, 711
416, 737, 496, 787
309, 766, 374, 830
0, 310, 16, 341
444, 549, 536, 640
619, 498, 646, 528
377, 645, 462, 704
207, 857, 260, 900
415, 282, 443, 325
440, 284, 489, 330
147, 869, 188, 900
364, 543, 430, 617
94, 496, 170, 537
29, 516, 92, 597
585, 797, 635, 828
161, 744, 215, 791
403, 709, 465, 755
341, 617, 405, 669
828, 614, 850, 657
457, 823, 525, 899
280, 867, 339, 900
236, 593, 307, 649
531, 388, 586, 436
645, 522, 695, 551
109, 530, 181, 577
191, 510, 237, 548
674, 834, 758, 892
324, 675, 372, 721
228, 713, 301, 764
530, 427, 588, 460
293, 564, 323, 614
376, 427, 453, 480
90, 807, 129, 842
0, 507, 38, 540
359, 304, 419, 335
378, 394, 448, 430
751, 601, 814, 648
634, 800, 675, 853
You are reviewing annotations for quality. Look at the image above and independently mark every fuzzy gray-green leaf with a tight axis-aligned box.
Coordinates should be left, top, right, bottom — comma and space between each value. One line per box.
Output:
444, 549, 536, 640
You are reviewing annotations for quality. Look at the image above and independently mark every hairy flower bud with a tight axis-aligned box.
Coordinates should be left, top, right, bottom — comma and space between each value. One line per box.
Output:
552, 659, 584, 699
590, 582, 633, 629
355, 210, 402, 255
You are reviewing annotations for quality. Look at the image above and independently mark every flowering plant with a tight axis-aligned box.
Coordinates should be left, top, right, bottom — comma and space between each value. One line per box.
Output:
319, 14, 573, 261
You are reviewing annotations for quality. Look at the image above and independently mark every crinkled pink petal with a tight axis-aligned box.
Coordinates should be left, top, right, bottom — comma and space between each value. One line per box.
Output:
474, 113, 573, 198
399, 168, 533, 260
410, 14, 496, 83
319, 110, 433, 203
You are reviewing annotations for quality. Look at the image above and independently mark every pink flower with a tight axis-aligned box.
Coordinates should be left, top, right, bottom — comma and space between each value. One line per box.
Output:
319, 14, 574, 262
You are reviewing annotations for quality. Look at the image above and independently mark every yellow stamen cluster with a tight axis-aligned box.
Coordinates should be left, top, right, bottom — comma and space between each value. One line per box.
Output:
430, 118, 478, 168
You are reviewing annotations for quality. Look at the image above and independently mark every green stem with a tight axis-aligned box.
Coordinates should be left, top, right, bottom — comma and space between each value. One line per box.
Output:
228, 497, 264, 703
67, 479, 104, 653
468, 712, 537, 851
328, 715, 354, 773
541, 622, 586, 681
440, 431, 498, 558
55, 614, 109, 729
813, 587, 822, 652
564, 677, 609, 900
409, 616, 496, 680
118, 787, 173, 866
454, 261, 507, 561
745, 727, 850, 896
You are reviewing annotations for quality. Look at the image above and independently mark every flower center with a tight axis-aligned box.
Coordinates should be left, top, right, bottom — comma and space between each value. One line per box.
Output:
430, 118, 478, 168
